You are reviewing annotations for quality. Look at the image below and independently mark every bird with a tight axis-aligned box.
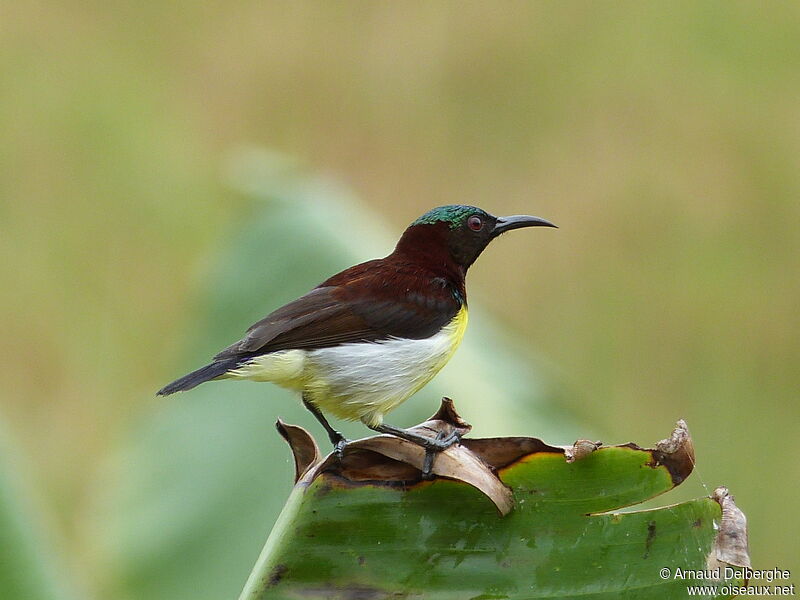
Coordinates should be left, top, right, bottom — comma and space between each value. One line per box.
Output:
158, 205, 555, 467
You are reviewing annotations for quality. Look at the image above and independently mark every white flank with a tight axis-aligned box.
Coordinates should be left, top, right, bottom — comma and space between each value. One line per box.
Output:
305, 324, 461, 426
227, 309, 467, 427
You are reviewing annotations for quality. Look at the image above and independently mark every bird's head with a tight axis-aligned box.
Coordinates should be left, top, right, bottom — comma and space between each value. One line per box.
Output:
395, 205, 557, 271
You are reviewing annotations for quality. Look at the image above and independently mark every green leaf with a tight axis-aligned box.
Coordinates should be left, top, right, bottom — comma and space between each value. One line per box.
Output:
240, 407, 749, 600
0, 423, 76, 600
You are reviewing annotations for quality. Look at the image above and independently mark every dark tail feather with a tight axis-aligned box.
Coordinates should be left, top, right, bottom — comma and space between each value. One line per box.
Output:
157, 359, 240, 395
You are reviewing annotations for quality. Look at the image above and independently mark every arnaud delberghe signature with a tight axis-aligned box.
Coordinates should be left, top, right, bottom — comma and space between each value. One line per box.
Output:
672, 567, 791, 583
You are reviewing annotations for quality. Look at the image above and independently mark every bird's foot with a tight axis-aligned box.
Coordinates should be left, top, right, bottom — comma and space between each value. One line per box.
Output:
423, 429, 462, 451
421, 429, 461, 479
330, 433, 350, 461
368, 422, 461, 479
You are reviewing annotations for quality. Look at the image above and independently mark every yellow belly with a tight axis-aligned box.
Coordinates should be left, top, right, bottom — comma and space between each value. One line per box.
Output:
227, 306, 468, 426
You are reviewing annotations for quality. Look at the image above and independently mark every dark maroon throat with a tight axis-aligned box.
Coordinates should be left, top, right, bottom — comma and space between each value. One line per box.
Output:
391, 223, 464, 279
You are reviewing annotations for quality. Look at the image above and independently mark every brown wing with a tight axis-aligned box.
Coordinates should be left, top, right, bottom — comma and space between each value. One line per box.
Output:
213, 262, 462, 361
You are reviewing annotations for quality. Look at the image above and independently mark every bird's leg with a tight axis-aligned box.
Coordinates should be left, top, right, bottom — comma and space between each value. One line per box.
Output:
302, 395, 348, 459
368, 422, 461, 478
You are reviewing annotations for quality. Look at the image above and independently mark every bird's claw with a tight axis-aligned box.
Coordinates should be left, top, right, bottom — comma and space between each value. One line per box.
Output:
331, 436, 349, 461
421, 429, 461, 479
420, 428, 461, 451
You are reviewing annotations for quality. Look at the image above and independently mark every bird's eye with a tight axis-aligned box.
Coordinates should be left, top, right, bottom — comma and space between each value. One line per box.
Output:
467, 215, 483, 231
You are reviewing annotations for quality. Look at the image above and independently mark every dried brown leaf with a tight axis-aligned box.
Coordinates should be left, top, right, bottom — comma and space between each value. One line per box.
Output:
275, 419, 320, 483
707, 486, 751, 571
564, 439, 602, 463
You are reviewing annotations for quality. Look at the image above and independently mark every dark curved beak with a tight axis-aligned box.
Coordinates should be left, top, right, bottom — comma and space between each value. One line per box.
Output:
492, 214, 557, 236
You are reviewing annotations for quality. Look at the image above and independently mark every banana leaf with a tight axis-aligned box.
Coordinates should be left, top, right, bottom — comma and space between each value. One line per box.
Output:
241, 400, 750, 600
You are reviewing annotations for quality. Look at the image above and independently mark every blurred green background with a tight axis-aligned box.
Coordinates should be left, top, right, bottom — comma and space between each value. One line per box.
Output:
2, 2, 799, 599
